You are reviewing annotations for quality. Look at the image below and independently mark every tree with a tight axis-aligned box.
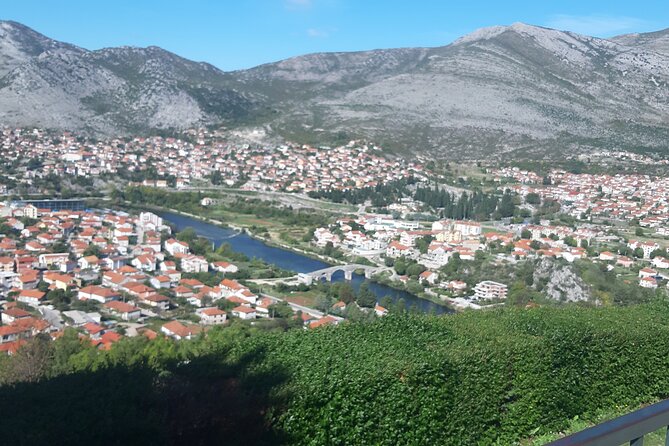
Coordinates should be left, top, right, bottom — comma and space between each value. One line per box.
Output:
635, 227, 645, 237
356, 282, 377, 308
176, 227, 198, 244
337, 284, 356, 304
406, 263, 427, 279
507, 281, 532, 306
520, 229, 531, 239
0, 334, 54, 384
83, 244, 101, 258
564, 236, 577, 247
269, 301, 293, 319
210, 170, 223, 185
530, 240, 542, 250
525, 193, 540, 205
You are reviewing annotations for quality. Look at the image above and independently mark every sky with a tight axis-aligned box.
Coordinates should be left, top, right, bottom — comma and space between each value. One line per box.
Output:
2, 0, 668, 71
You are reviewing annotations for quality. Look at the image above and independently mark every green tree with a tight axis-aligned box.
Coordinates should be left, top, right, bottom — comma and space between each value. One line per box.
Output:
525, 193, 540, 205
356, 282, 377, 308
268, 301, 293, 319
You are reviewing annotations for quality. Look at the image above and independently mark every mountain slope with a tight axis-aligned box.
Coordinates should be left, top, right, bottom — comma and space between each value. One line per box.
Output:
1, 20, 669, 158
265, 23, 669, 158
0, 21, 261, 134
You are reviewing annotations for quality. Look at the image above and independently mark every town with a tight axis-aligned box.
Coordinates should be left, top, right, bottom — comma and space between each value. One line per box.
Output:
0, 127, 426, 195
1, 127, 669, 357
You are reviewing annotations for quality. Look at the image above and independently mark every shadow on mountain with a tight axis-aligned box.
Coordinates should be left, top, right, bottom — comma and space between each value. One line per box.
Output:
0, 347, 289, 446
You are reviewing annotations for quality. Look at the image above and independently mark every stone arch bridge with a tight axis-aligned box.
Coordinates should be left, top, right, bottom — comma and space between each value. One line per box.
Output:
298, 264, 392, 285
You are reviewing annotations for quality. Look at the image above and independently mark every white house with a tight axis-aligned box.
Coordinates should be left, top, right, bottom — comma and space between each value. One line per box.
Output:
473, 281, 508, 300
104, 301, 141, 321
164, 238, 190, 256
232, 305, 256, 320
198, 307, 227, 325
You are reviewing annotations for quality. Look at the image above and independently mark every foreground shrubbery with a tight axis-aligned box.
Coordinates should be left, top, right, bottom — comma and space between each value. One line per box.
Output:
3, 303, 669, 445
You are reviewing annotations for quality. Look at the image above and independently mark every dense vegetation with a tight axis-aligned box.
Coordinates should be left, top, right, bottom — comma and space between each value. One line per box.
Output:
117, 186, 330, 229
3, 304, 669, 445
307, 178, 417, 206
414, 187, 517, 220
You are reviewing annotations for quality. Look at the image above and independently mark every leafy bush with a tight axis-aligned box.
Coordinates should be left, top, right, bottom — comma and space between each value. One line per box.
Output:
4, 305, 669, 444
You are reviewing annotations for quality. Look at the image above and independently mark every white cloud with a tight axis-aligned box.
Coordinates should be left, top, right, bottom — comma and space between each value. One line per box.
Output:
546, 14, 647, 37
307, 28, 329, 38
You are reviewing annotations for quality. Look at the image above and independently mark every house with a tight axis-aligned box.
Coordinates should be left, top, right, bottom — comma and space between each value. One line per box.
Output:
473, 281, 508, 300
78, 285, 120, 303
219, 278, 245, 296
131, 254, 156, 271
453, 220, 482, 238
254, 297, 274, 317
1, 306, 32, 325
232, 305, 256, 320
104, 301, 141, 321
652, 257, 669, 269
82, 322, 105, 339
15, 270, 40, 290
419, 270, 438, 285
0, 256, 14, 273
374, 304, 388, 317
617, 256, 634, 268
386, 240, 410, 258
598, 251, 616, 261
180, 255, 208, 273
78, 255, 100, 270
102, 271, 128, 289
448, 280, 468, 292
173, 285, 194, 298
639, 267, 657, 279
640, 277, 658, 289
308, 315, 339, 329
17, 289, 46, 307
198, 307, 227, 325
164, 238, 189, 256
161, 320, 198, 340
211, 261, 239, 274
38, 252, 70, 268
149, 275, 172, 289
141, 294, 170, 311
0, 325, 26, 345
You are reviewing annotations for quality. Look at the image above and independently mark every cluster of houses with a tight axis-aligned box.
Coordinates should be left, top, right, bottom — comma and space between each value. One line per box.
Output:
0, 204, 340, 355
314, 205, 669, 303
496, 168, 669, 228
0, 127, 426, 195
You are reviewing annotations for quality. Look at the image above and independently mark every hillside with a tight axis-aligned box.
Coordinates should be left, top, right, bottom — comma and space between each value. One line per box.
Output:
3, 304, 669, 445
1, 21, 669, 158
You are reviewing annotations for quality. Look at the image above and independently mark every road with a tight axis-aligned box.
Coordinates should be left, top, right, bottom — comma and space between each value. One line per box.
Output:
259, 292, 334, 319
177, 186, 357, 213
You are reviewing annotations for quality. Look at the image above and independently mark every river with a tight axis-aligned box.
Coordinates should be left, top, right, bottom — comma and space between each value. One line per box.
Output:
158, 211, 453, 314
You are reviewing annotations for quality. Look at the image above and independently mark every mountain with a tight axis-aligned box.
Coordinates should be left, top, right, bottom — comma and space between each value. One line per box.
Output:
0, 21, 261, 134
259, 23, 669, 158
1, 20, 669, 158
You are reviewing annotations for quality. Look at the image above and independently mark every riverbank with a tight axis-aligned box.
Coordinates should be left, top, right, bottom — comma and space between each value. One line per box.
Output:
113, 200, 350, 267
97, 199, 455, 313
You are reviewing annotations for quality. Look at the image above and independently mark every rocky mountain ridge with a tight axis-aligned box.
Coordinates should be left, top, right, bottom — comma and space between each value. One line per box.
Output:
1, 20, 669, 158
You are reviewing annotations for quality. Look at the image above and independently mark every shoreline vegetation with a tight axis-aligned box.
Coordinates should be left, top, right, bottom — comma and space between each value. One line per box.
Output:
94, 197, 456, 312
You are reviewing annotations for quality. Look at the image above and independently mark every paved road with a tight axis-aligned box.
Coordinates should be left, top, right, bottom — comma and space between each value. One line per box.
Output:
260, 292, 327, 319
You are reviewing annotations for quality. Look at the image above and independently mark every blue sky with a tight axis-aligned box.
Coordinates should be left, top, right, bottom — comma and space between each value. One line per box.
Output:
2, 0, 668, 70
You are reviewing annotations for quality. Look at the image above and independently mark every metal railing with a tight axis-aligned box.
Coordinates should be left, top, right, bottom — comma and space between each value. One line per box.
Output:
547, 399, 669, 445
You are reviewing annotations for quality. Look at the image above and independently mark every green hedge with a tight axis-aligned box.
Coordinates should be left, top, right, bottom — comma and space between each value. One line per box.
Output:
3, 304, 669, 445
229, 303, 669, 445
